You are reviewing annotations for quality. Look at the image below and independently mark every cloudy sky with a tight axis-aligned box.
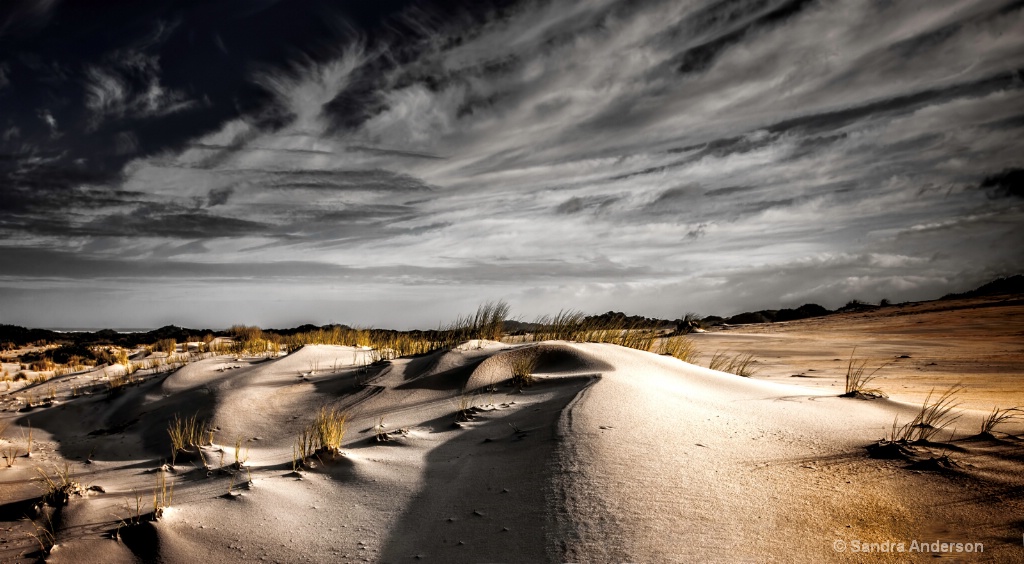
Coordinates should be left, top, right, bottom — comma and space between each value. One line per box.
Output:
1, 0, 1022, 329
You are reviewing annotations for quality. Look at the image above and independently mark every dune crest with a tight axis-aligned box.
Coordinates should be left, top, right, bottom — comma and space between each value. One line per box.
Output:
1, 333, 1021, 562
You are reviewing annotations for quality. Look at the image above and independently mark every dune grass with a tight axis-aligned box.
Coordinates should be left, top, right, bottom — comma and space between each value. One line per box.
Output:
312, 407, 347, 454
455, 390, 476, 422
708, 352, 759, 377
36, 462, 83, 506
153, 470, 173, 519
530, 310, 586, 342
118, 489, 145, 533
840, 348, 888, 398
889, 385, 963, 442
980, 406, 1023, 435
107, 370, 137, 393
374, 416, 389, 442
23, 422, 33, 457
295, 407, 349, 467
507, 348, 540, 389
3, 445, 19, 467
167, 413, 206, 466
28, 513, 56, 556
233, 436, 249, 468
656, 336, 699, 363
219, 301, 690, 365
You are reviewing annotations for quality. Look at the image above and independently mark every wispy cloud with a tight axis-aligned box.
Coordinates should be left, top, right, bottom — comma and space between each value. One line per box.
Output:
2, 0, 1023, 327
83, 51, 195, 129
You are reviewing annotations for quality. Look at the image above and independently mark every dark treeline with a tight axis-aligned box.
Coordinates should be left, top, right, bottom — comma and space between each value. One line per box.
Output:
2, 275, 1020, 351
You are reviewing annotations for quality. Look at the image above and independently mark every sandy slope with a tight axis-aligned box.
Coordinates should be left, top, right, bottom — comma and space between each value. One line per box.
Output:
0, 334, 1021, 562
693, 295, 1024, 411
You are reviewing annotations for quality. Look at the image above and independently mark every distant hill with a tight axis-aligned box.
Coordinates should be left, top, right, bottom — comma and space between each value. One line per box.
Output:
2, 275, 1020, 348
941, 275, 1024, 300
708, 275, 1022, 326
702, 303, 832, 326
0, 324, 222, 350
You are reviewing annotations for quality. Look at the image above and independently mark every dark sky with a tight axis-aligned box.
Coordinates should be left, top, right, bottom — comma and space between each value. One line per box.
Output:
1, 0, 1023, 329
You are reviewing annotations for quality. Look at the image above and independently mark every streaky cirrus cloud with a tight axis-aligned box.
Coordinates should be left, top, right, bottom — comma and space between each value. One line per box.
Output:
1, 0, 1022, 329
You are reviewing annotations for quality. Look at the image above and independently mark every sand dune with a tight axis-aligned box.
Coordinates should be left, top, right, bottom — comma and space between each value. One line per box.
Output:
1, 333, 1022, 562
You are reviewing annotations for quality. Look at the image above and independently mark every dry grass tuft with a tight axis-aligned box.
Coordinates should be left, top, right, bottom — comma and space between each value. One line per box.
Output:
295, 407, 349, 467
152, 470, 173, 519
36, 462, 84, 506
167, 413, 206, 466
889, 385, 964, 443
28, 513, 56, 556
980, 406, 1023, 435
455, 390, 476, 422
708, 352, 759, 377
3, 444, 20, 467
233, 436, 249, 468
840, 348, 888, 398
374, 416, 389, 442
656, 336, 699, 363
507, 348, 539, 389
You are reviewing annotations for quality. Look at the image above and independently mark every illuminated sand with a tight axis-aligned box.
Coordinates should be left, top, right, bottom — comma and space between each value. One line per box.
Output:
0, 303, 1022, 562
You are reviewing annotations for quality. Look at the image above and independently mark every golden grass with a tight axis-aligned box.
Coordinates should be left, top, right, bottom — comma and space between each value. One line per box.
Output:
294, 407, 349, 467
312, 407, 347, 454
36, 462, 83, 506
233, 436, 249, 467
167, 413, 206, 465
708, 352, 759, 377
153, 470, 173, 519
507, 348, 540, 389
23, 422, 32, 456
28, 513, 56, 556
656, 336, 699, 363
